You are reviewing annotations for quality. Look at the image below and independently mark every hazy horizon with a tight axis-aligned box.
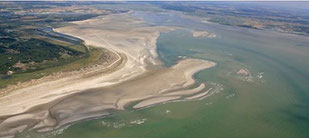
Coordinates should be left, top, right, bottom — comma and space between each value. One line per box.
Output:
1, 0, 309, 1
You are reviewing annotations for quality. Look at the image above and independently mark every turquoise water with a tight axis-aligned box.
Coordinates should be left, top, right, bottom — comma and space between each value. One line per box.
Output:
19, 11, 309, 138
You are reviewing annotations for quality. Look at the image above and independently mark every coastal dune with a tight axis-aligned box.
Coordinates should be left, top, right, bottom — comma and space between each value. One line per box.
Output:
0, 13, 215, 138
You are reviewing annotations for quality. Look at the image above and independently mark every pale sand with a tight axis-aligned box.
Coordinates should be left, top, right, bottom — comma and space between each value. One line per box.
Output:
0, 13, 216, 137
164, 83, 205, 96
186, 88, 213, 100
133, 96, 181, 109
192, 30, 216, 38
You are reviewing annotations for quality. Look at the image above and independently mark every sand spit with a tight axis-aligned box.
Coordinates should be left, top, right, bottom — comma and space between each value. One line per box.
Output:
134, 96, 181, 109
186, 88, 213, 100
165, 83, 205, 96
0, 13, 216, 138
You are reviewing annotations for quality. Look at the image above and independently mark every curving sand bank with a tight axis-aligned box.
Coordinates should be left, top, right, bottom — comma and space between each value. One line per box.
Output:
0, 13, 216, 138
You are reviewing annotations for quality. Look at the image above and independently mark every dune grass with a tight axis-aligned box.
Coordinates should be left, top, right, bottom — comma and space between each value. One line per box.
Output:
0, 46, 106, 89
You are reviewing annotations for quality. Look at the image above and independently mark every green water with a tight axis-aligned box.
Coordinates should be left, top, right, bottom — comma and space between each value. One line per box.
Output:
20, 12, 309, 138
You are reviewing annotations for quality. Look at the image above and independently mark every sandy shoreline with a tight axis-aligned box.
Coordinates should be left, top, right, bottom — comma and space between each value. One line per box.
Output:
0, 13, 216, 138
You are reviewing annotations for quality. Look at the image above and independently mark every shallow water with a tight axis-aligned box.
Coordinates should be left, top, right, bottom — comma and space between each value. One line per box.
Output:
18, 9, 309, 138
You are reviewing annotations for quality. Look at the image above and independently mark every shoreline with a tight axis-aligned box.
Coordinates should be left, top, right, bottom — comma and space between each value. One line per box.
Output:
0, 47, 120, 97
0, 13, 216, 138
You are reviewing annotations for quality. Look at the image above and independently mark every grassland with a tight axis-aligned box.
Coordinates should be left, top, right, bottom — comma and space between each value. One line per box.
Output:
0, 46, 109, 89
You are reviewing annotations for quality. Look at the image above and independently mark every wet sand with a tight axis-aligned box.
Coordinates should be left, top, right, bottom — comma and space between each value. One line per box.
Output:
0, 13, 215, 138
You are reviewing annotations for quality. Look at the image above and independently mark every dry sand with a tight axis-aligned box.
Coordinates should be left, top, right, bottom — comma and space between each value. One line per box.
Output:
0, 13, 216, 138
186, 88, 213, 100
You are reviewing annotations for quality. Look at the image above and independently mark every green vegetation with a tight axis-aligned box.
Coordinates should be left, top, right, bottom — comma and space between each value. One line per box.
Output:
0, 47, 107, 88
0, 2, 126, 88
157, 2, 309, 35
0, 38, 84, 74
